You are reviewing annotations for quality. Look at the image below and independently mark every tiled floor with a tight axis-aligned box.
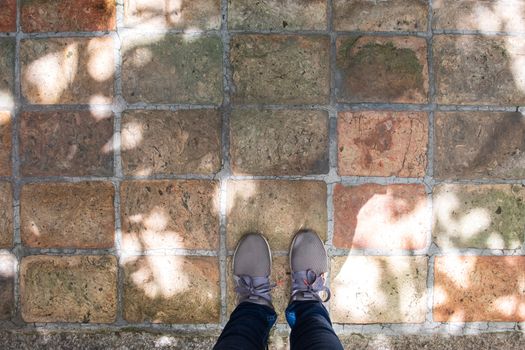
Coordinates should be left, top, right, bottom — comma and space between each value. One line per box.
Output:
1, 0, 525, 348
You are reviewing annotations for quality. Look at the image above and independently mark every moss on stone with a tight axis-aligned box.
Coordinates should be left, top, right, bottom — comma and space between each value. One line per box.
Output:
351, 42, 423, 85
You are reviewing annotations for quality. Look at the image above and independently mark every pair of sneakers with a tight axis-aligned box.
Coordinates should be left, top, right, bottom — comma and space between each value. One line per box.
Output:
233, 230, 331, 309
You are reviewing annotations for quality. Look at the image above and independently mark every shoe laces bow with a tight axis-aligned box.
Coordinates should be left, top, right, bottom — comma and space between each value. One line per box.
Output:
234, 275, 275, 304
291, 269, 331, 302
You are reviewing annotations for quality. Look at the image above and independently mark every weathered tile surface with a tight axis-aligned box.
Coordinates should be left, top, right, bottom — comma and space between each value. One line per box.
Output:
227, 256, 290, 323
0, 38, 15, 105
433, 0, 525, 32
231, 35, 330, 104
123, 256, 220, 323
433, 184, 525, 250
122, 34, 223, 104
0, 254, 15, 320
21, 37, 115, 104
20, 182, 115, 249
333, 184, 430, 250
20, 111, 113, 176
0, 182, 13, 248
434, 256, 525, 322
121, 180, 219, 251
227, 180, 327, 250
21, 0, 116, 32
0, 0, 16, 32
228, 0, 327, 30
331, 256, 428, 323
124, 0, 221, 30
230, 109, 329, 175
334, 0, 428, 32
337, 36, 428, 103
338, 111, 428, 177
434, 112, 525, 179
20, 255, 117, 323
433, 35, 525, 105
121, 110, 221, 176
0, 112, 11, 176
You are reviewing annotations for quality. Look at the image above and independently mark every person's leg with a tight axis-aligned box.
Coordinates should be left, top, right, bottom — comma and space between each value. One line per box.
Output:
286, 230, 343, 350
214, 302, 276, 350
213, 233, 277, 350
286, 301, 343, 350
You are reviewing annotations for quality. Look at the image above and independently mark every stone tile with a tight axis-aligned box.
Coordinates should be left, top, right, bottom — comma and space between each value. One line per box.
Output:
121, 110, 221, 176
0, 38, 15, 105
432, 0, 525, 32
338, 111, 428, 177
230, 109, 329, 175
333, 184, 430, 250
230, 35, 330, 104
0, 112, 11, 176
334, 0, 428, 32
124, 0, 220, 30
20, 182, 115, 249
21, 37, 115, 104
20, 255, 117, 323
0, 182, 13, 248
0, 254, 15, 320
433, 35, 525, 105
0, 0, 16, 32
226, 180, 327, 251
227, 256, 290, 324
337, 36, 428, 103
123, 255, 220, 323
122, 34, 223, 104
228, 0, 327, 30
21, 0, 116, 32
434, 256, 525, 322
121, 180, 219, 251
433, 184, 525, 250
20, 111, 114, 176
434, 112, 525, 179
331, 256, 428, 323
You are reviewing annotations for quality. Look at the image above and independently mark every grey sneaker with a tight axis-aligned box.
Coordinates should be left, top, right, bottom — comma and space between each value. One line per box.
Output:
233, 233, 274, 308
289, 230, 331, 303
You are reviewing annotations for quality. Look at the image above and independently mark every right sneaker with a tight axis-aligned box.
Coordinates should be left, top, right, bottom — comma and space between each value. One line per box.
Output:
233, 233, 274, 308
289, 230, 331, 303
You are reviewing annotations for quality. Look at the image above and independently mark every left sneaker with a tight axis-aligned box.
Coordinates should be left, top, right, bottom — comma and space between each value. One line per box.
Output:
233, 233, 274, 308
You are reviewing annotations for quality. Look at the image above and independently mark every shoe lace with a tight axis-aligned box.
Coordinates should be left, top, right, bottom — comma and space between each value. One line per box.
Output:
234, 275, 275, 304
291, 269, 331, 302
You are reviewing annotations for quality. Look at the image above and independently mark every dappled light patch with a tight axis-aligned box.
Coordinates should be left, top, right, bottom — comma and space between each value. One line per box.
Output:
121, 119, 144, 151
433, 184, 525, 250
122, 255, 220, 323
124, 0, 220, 30
121, 180, 220, 251
0, 39, 15, 109
0, 253, 15, 320
24, 43, 80, 104
331, 256, 428, 323
434, 256, 525, 322
21, 37, 115, 104
334, 183, 430, 250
